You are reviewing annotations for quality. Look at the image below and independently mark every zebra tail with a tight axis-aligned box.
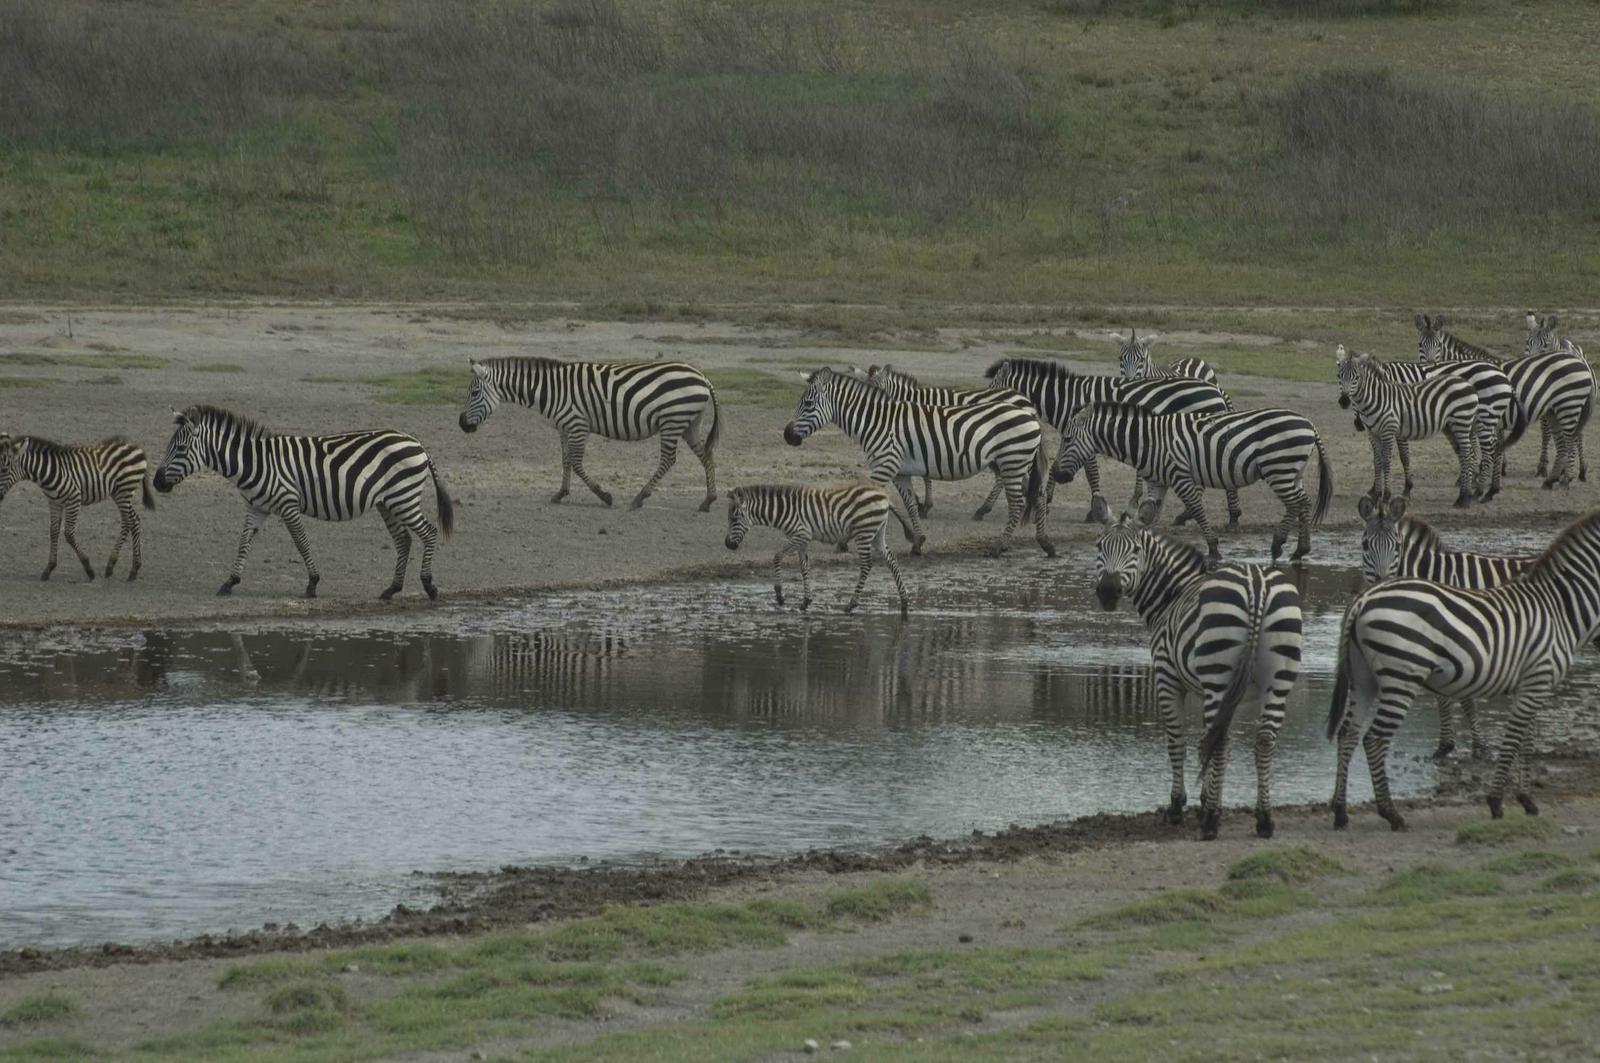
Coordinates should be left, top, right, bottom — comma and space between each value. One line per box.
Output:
1325, 611, 1354, 742
1198, 582, 1262, 768
1021, 441, 1045, 522
1312, 431, 1333, 526
1503, 398, 1530, 451
141, 476, 157, 511
703, 386, 722, 452
431, 460, 455, 540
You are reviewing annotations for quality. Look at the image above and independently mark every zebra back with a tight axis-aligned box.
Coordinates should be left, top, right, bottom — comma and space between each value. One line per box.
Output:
1416, 314, 1500, 364
986, 357, 1226, 431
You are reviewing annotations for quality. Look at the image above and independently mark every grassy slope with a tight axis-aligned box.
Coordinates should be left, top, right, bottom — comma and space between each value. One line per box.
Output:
3, 0, 1598, 308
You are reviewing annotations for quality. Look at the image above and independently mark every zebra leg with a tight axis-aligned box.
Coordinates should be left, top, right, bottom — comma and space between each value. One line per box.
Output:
795, 538, 813, 612
770, 542, 792, 608
278, 507, 322, 599
1363, 725, 1407, 831
1224, 489, 1241, 528
686, 421, 717, 512
1451, 423, 1478, 507
1488, 685, 1550, 819
552, 433, 573, 504
1172, 479, 1218, 565
1254, 695, 1286, 839
1463, 700, 1488, 760
1433, 699, 1457, 761
632, 429, 683, 510
892, 476, 927, 556
564, 427, 613, 507
843, 532, 875, 614
60, 497, 94, 580
875, 524, 910, 618
1331, 715, 1360, 829
1282, 482, 1312, 562
993, 473, 1028, 558
1536, 413, 1552, 478
106, 497, 134, 578
1155, 676, 1188, 825
919, 477, 933, 519
973, 473, 1005, 521
1396, 440, 1415, 497
41, 499, 63, 580
1366, 432, 1389, 502
1199, 728, 1231, 841
219, 508, 268, 595
398, 503, 444, 601
127, 499, 143, 581
377, 503, 412, 601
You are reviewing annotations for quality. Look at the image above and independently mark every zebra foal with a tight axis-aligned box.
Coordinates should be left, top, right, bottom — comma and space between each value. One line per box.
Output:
152, 406, 453, 600
458, 356, 720, 511
1054, 404, 1332, 564
0, 434, 155, 581
1329, 508, 1600, 830
1094, 515, 1303, 839
1336, 345, 1479, 506
724, 483, 911, 617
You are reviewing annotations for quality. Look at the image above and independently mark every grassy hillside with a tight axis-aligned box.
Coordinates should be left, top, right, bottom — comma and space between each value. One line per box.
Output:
2, 0, 1597, 308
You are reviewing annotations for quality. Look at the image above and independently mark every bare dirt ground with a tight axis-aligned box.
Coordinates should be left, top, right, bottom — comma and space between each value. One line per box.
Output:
1, 303, 1595, 629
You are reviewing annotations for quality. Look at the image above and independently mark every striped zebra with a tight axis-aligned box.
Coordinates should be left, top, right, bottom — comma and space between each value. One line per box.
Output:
1055, 404, 1333, 563
1335, 346, 1479, 506
1417, 314, 1593, 487
151, 406, 454, 600
1523, 312, 1593, 483
1358, 495, 1539, 761
1328, 508, 1600, 830
1094, 515, 1303, 839
458, 356, 720, 511
1114, 329, 1226, 395
0, 434, 154, 581
860, 363, 1031, 519
984, 357, 1234, 523
783, 368, 1053, 558
724, 483, 911, 617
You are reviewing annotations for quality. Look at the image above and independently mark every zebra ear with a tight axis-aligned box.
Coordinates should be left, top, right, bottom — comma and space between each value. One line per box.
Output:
1526, 311, 1538, 330
1357, 495, 1375, 522
1546, 314, 1559, 330
170, 407, 187, 424
1414, 313, 1428, 331
1385, 495, 1407, 521
1335, 344, 1348, 362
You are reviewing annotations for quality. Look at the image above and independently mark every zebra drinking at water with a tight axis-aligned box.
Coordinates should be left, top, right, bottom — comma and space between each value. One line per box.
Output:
783, 368, 1053, 558
984, 357, 1234, 523
0, 434, 154, 581
1054, 404, 1332, 564
1114, 329, 1226, 396
1335, 346, 1479, 507
1093, 515, 1303, 839
458, 357, 720, 511
1328, 508, 1600, 830
152, 406, 453, 600
724, 483, 911, 617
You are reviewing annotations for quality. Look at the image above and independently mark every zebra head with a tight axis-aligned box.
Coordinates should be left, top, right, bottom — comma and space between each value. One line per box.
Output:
1115, 329, 1153, 379
724, 487, 753, 550
1093, 514, 1144, 611
152, 408, 205, 493
868, 364, 916, 399
458, 360, 503, 434
1357, 494, 1408, 584
1415, 313, 1447, 362
1524, 312, 1561, 357
1335, 344, 1377, 407
784, 369, 838, 446
1052, 408, 1094, 484
0, 433, 19, 503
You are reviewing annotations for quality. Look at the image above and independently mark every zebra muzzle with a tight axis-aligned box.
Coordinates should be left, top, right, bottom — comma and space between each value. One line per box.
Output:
1337, 393, 1350, 409
458, 413, 478, 433
1094, 575, 1121, 611
724, 535, 741, 551
782, 424, 805, 447
152, 471, 174, 493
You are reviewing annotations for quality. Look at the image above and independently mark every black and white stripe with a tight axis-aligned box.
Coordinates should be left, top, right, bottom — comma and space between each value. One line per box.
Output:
1094, 516, 1303, 839
458, 356, 720, 510
1523, 312, 1593, 483
1114, 329, 1225, 393
1329, 508, 1600, 830
783, 368, 1053, 557
1336, 346, 1479, 506
152, 405, 454, 600
724, 483, 911, 616
0, 433, 154, 581
1055, 404, 1332, 563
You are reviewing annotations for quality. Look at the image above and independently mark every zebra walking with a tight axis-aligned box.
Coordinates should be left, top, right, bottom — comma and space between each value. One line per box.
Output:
783, 368, 1053, 558
152, 406, 454, 600
984, 357, 1233, 523
1358, 495, 1541, 761
1114, 329, 1227, 396
1328, 508, 1600, 830
0, 434, 155, 581
1054, 404, 1333, 563
1336, 346, 1479, 506
724, 483, 911, 617
1094, 515, 1303, 839
1417, 314, 1593, 487
458, 357, 720, 511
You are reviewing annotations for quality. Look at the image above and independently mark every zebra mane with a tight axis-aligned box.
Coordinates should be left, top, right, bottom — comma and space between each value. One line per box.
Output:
11, 435, 71, 457
1399, 516, 1443, 553
1144, 525, 1209, 573
815, 366, 888, 402
875, 364, 920, 387
482, 355, 563, 374
187, 405, 269, 440
985, 357, 1070, 382
1529, 509, 1600, 580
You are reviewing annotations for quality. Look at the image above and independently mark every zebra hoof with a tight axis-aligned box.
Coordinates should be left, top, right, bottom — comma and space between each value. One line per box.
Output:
971, 506, 991, 521
1200, 809, 1221, 841
899, 603, 909, 619
39, 567, 53, 581
842, 600, 857, 615
597, 491, 614, 507
1470, 744, 1490, 762
1486, 795, 1505, 819
1381, 808, 1407, 832
1291, 546, 1312, 562
629, 495, 646, 511
1517, 794, 1540, 816
1332, 803, 1349, 830
1038, 539, 1057, 559
423, 580, 439, 601
304, 580, 319, 599
549, 490, 569, 504
698, 496, 715, 513
127, 571, 139, 583
800, 597, 811, 613
1165, 801, 1186, 826
1227, 516, 1241, 529
917, 504, 932, 519
216, 579, 237, 597
1452, 494, 1473, 509
773, 587, 785, 608
104, 563, 116, 579
911, 539, 926, 557
380, 585, 401, 601
1255, 812, 1274, 839
1431, 742, 1455, 762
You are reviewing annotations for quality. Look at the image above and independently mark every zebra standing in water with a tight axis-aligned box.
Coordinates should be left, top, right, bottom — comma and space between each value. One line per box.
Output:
1329, 509, 1600, 830
458, 357, 720, 511
0, 434, 155, 581
783, 368, 1053, 558
1417, 313, 1593, 487
1336, 346, 1479, 506
724, 483, 911, 617
1114, 329, 1228, 396
1054, 404, 1332, 563
984, 357, 1234, 523
1094, 515, 1303, 839
860, 364, 1031, 518
152, 406, 453, 600
1358, 495, 1541, 761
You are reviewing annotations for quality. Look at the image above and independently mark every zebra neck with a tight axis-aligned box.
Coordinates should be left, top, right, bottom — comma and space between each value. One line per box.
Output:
16, 443, 49, 484
1129, 544, 1205, 624
502, 364, 554, 414
1091, 414, 1153, 467
832, 385, 895, 440
202, 430, 262, 483
1532, 568, 1600, 649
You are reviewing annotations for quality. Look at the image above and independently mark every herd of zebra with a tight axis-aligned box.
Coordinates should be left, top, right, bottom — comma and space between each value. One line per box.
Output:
0, 310, 1594, 839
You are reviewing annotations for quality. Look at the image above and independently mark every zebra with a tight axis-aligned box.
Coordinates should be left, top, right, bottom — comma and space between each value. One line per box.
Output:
1335, 345, 1479, 507
1358, 495, 1541, 761
724, 483, 912, 617
1093, 514, 1303, 839
151, 405, 454, 600
859, 363, 1032, 519
1054, 404, 1333, 564
1523, 312, 1593, 483
1417, 313, 1593, 488
1328, 508, 1600, 830
984, 357, 1234, 523
783, 368, 1053, 558
0, 433, 155, 581
1114, 329, 1226, 396
458, 356, 720, 511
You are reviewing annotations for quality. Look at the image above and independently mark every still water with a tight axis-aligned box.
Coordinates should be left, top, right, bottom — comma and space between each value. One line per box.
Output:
3, 537, 1596, 948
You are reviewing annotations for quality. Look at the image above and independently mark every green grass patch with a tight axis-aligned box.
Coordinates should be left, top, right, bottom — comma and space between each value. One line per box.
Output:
1378, 865, 1504, 904
2, 351, 167, 370
0, 376, 51, 389
263, 982, 351, 1035
358, 366, 465, 406
707, 368, 802, 411
193, 362, 245, 373
0, 993, 78, 1028
1455, 816, 1558, 847
823, 880, 933, 922
0, 1039, 95, 1061
1081, 888, 1233, 928
218, 956, 327, 990
336, 941, 454, 975
1541, 869, 1600, 894
1481, 851, 1575, 876
1226, 845, 1345, 884
1216, 878, 1307, 918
